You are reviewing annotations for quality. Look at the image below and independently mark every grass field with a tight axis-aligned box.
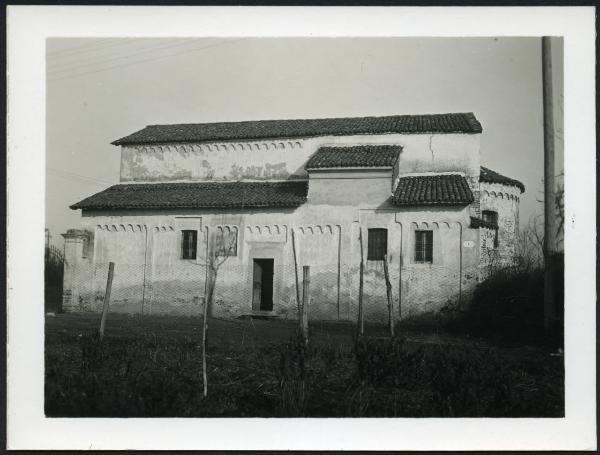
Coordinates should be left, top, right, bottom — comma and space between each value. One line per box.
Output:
45, 313, 564, 417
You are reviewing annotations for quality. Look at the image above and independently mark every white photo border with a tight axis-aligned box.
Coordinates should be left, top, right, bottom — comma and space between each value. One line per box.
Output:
6, 5, 596, 451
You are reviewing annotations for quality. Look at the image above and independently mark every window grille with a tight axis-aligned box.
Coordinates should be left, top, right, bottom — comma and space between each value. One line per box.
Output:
181, 230, 197, 259
367, 228, 387, 261
415, 230, 433, 263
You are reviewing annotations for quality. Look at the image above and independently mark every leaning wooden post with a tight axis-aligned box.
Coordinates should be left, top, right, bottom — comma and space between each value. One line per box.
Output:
99, 262, 115, 341
202, 266, 215, 398
291, 228, 302, 321
383, 254, 394, 337
358, 228, 365, 336
302, 266, 310, 345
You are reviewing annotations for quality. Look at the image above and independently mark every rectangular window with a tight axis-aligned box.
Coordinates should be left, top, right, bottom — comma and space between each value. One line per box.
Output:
216, 227, 238, 257
482, 210, 498, 226
415, 230, 433, 263
367, 228, 388, 261
482, 211, 499, 248
82, 236, 89, 259
181, 230, 197, 259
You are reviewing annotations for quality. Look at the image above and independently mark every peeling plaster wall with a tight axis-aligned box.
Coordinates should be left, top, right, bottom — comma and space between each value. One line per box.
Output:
65, 129, 485, 319
479, 182, 522, 272
307, 169, 393, 206
118, 132, 480, 183
63, 202, 480, 321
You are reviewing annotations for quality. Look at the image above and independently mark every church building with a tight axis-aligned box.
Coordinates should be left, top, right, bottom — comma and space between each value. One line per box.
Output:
63, 112, 524, 321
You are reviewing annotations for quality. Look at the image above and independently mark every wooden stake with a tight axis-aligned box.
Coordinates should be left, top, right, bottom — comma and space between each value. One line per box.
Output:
383, 254, 394, 337
291, 228, 301, 322
202, 266, 216, 398
358, 228, 364, 336
542, 36, 557, 331
302, 266, 310, 345
398, 238, 402, 322
99, 262, 114, 341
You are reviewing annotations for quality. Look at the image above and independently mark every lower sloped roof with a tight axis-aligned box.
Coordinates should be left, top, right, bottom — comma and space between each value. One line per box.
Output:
480, 166, 525, 193
305, 145, 402, 169
70, 181, 308, 210
392, 174, 474, 206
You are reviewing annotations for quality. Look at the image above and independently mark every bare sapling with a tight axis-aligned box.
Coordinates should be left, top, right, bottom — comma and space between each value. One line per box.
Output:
383, 254, 394, 337
99, 262, 115, 341
291, 228, 302, 324
202, 265, 215, 398
302, 266, 310, 345
200, 223, 239, 397
358, 228, 365, 336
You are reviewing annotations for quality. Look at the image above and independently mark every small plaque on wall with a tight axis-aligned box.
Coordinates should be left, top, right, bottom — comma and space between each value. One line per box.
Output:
463, 240, 475, 248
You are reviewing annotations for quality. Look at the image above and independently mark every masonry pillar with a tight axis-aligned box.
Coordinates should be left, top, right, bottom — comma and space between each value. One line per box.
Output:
61, 229, 91, 311
467, 176, 481, 220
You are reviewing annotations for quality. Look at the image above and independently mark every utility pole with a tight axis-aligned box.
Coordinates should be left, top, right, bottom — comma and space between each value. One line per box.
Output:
542, 36, 557, 331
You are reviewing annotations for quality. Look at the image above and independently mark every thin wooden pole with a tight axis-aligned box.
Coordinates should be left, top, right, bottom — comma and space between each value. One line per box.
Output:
358, 228, 364, 336
302, 266, 310, 345
99, 262, 115, 341
336, 225, 341, 321
542, 36, 557, 331
202, 266, 215, 398
383, 254, 394, 337
458, 223, 463, 307
398, 229, 402, 322
291, 228, 301, 321
141, 226, 148, 315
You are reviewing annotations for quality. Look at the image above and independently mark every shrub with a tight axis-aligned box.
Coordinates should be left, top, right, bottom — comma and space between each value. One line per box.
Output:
450, 259, 563, 347
45, 315, 563, 418
277, 330, 307, 416
350, 336, 560, 417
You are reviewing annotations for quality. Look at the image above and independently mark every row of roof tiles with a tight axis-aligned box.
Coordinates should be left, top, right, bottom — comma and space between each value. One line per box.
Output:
306, 145, 401, 169
480, 166, 525, 193
112, 113, 483, 146
72, 177, 473, 211
71, 181, 309, 211
71, 166, 521, 211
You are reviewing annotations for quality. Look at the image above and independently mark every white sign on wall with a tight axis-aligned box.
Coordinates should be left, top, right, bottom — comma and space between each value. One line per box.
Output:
463, 240, 475, 248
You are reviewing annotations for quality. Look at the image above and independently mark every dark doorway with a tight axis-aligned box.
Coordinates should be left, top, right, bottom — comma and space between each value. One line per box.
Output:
252, 258, 274, 311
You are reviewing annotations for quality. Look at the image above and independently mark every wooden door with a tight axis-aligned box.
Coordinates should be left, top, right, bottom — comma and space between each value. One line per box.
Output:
252, 260, 262, 310
260, 259, 274, 311
252, 259, 274, 311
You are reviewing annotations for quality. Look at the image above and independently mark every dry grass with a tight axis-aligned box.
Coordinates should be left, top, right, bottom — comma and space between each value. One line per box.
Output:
45, 313, 564, 417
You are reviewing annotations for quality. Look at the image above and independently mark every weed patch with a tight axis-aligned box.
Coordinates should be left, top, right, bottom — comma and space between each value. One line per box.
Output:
45, 314, 563, 417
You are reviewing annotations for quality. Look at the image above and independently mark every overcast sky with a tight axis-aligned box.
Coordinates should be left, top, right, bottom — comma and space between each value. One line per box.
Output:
46, 37, 563, 246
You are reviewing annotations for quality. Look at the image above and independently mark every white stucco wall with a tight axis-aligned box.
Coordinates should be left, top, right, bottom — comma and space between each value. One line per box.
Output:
62, 194, 481, 321
64, 128, 528, 321
119, 132, 480, 183
307, 169, 394, 206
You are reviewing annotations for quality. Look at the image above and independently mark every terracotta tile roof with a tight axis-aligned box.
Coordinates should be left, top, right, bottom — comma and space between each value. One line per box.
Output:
480, 166, 525, 193
70, 181, 308, 210
392, 174, 474, 206
305, 145, 401, 169
470, 216, 498, 230
112, 113, 482, 145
